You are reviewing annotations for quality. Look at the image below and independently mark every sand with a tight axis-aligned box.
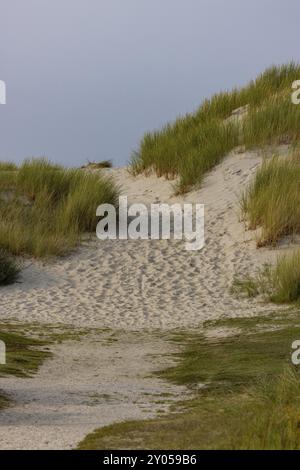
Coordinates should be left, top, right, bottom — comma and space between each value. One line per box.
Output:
0, 147, 298, 449
0, 331, 186, 450
0, 149, 293, 329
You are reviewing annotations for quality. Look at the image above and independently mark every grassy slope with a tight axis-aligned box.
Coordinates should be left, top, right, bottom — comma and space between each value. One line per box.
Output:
131, 63, 300, 193
0, 158, 119, 258
78, 312, 300, 450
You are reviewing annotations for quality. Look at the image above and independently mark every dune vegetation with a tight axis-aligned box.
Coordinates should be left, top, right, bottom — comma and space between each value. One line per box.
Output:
0, 249, 20, 286
131, 63, 300, 193
238, 148, 300, 304
0, 158, 119, 259
78, 314, 300, 450
241, 154, 300, 247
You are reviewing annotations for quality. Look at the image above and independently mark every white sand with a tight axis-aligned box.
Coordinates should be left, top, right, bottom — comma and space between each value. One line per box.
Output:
0, 149, 294, 329
0, 147, 298, 449
0, 331, 186, 450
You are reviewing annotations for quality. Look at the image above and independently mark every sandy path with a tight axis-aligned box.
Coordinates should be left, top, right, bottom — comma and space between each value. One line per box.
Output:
0, 330, 186, 450
0, 148, 297, 449
0, 149, 291, 329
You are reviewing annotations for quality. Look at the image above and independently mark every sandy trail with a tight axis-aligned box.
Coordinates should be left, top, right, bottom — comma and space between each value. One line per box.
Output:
0, 148, 297, 449
0, 149, 291, 329
0, 330, 186, 450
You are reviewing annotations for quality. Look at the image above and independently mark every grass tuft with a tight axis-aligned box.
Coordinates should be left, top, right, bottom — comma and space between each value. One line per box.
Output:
241, 155, 300, 246
0, 158, 119, 258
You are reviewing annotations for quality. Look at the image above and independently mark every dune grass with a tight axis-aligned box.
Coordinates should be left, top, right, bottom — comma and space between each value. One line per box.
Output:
241, 155, 300, 246
131, 63, 300, 193
0, 162, 18, 171
78, 314, 300, 450
0, 158, 119, 257
234, 251, 300, 305
270, 251, 300, 303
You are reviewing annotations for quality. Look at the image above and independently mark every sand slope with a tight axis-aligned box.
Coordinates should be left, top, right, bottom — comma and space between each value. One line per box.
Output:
0, 148, 298, 449
0, 149, 293, 329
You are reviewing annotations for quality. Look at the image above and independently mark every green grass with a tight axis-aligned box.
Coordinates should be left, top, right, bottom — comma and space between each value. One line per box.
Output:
131, 62, 300, 193
78, 313, 300, 450
270, 251, 300, 303
232, 251, 300, 305
0, 162, 18, 171
241, 155, 300, 246
0, 328, 50, 378
0, 325, 52, 409
0, 158, 119, 257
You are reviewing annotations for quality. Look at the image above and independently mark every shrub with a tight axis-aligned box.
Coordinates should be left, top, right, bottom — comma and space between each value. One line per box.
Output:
0, 249, 20, 285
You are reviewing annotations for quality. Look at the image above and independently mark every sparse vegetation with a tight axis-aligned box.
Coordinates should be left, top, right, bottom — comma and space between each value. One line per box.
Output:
0, 249, 20, 285
131, 63, 300, 193
78, 314, 300, 450
0, 325, 52, 409
232, 251, 300, 305
0, 158, 119, 257
81, 160, 112, 169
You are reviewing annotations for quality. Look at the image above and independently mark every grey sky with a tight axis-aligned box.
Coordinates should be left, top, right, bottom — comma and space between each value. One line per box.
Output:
0, 0, 299, 167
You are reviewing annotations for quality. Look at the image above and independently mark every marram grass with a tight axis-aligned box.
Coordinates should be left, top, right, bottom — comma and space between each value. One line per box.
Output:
131, 62, 300, 192
0, 158, 119, 258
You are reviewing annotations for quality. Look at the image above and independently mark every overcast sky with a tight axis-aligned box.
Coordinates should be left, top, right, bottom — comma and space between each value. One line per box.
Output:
0, 0, 299, 167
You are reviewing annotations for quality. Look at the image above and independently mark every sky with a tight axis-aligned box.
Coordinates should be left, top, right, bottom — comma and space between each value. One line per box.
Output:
0, 0, 299, 167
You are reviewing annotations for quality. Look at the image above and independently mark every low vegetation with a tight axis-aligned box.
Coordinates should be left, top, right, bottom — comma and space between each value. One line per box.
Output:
0, 249, 20, 285
233, 250, 300, 304
131, 63, 300, 193
81, 160, 112, 169
0, 158, 119, 258
0, 325, 51, 409
239, 148, 300, 305
78, 313, 300, 450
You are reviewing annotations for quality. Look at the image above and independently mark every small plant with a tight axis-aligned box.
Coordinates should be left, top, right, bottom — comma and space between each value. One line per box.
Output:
0, 249, 20, 285
81, 160, 112, 169
0, 162, 18, 171
232, 252, 300, 305
231, 275, 260, 298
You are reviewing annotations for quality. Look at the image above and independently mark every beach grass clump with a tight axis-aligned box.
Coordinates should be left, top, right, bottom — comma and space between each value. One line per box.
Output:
243, 92, 300, 148
241, 155, 300, 246
0, 158, 119, 257
131, 62, 300, 193
267, 251, 300, 303
232, 251, 300, 305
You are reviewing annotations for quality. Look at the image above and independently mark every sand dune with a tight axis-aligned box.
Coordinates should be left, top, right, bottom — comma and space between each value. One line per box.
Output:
0, 148, 298, 449
0, 149, 293, 329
